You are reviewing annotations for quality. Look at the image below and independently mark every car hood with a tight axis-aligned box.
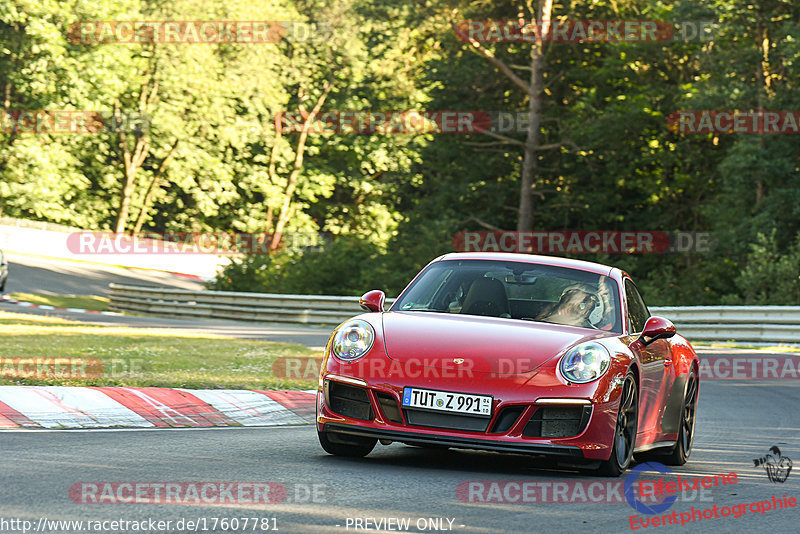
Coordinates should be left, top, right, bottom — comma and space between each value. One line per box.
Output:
381, 311, 607, 374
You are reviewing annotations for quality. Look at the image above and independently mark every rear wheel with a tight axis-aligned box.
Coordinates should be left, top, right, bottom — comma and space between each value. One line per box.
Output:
663, 368, 698, 466
318, 428, 376, 458
598, 371, 638, 477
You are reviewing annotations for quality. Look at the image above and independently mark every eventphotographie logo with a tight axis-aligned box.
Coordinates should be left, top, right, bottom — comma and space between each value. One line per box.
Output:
624, 462, 738, 515
753, 446, 792, 483
625, 462, 677, 515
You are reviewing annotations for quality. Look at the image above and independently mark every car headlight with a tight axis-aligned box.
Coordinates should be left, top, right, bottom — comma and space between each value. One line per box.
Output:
332, 319, 375, 361
559, 342, 611, 384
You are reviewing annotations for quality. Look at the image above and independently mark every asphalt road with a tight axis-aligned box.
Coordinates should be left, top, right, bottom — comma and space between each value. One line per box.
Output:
1, 380, 799, 534
1, 253, 336, 347
2, 250, 799, 532
4, 253, 205, 296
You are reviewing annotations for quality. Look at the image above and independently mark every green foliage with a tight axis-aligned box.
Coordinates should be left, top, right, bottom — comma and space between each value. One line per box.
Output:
4, 0, 800, 304
209, 236, 387, 295
207, 254, 282, 293
725, 232, 800, 305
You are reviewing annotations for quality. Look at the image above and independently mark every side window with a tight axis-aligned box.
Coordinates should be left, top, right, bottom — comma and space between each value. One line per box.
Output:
624, 279, 650, 333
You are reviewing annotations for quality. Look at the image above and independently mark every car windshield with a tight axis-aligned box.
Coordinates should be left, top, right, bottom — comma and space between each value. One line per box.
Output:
392, 259, 622, 332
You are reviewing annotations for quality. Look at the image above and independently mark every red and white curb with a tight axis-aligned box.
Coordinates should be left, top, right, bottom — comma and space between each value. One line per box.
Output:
0, 297, 123, 316
0, 386, 316, 429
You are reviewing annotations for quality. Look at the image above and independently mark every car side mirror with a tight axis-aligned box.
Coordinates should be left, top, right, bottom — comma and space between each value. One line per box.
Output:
359, 290, 385, 312
638, 316, 677, 346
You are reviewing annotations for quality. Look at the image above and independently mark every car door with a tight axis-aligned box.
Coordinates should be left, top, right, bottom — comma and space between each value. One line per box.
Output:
624, 279, 675, 436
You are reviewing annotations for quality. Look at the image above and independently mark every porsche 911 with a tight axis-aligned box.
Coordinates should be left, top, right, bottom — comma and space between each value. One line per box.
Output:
316, 253, 699, 476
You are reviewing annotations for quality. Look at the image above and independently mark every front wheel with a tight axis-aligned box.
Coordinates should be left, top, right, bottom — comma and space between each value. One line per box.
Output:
598, 371, 638, 477
663, 368, 698, 466
318, 428, 377, 458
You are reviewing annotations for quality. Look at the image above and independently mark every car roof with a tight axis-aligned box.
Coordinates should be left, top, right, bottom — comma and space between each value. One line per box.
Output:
436, 252, 616, 277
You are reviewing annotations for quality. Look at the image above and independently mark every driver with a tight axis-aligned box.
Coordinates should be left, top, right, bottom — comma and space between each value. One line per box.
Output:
540, 286, 599, 328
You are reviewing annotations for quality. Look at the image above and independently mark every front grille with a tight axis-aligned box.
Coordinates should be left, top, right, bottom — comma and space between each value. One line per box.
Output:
403, 409, 490, 432
375, 392, 404, 424
523, 405, 592, 438
489, 405, 526, 433
326, 381, 374, 421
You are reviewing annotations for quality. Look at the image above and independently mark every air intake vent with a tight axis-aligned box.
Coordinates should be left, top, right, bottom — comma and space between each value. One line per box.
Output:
327, 381, 374, 421
489, 406, 526, 433
523, 405, 592, 438
375, 392, 404, 424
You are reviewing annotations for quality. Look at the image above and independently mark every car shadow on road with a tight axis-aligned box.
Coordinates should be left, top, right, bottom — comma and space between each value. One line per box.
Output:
316, 444, 612, 479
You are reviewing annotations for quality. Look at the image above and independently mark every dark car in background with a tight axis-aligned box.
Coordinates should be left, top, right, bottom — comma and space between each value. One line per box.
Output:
0, 249, 7, 292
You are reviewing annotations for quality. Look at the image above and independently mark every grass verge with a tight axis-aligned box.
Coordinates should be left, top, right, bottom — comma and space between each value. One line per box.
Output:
0, 311, 320, 390
9, 293, 111, 312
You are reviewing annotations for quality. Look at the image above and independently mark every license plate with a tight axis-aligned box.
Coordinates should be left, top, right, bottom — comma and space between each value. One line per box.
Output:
402, 387, 492, 417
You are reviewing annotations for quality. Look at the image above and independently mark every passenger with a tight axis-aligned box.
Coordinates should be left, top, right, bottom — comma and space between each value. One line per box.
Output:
540, 286, 598, 328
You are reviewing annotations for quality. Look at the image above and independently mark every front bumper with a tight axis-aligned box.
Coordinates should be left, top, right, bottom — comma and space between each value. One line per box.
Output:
323, 422, 585, 457
316, 370, 625, 461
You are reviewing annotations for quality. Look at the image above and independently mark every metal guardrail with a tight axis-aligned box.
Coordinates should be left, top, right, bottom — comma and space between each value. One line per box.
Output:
649, 306, 800, 344
109, 284, 800, 343
109, 284, 396, 326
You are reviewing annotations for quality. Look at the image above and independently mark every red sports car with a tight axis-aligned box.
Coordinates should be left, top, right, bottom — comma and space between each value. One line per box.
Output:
316, 253, 699, 476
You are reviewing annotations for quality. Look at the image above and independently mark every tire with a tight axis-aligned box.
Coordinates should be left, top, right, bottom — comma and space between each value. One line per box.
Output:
318, 428, 377, 458
598, 371, 638, 477
663, 368, 698, 466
